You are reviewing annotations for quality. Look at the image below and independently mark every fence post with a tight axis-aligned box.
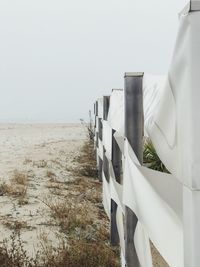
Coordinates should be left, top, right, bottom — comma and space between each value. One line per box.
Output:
95, 100, 103, 181
103, 96, 110, 181
103, 96, 110, 121
112, 129, 122, 185
95, 100, 99, 149
94, 102, 96, 129
111, 128, 121, 246
124, 72, 144, 267
110, 89, 122, 246
98, 117, 103, 181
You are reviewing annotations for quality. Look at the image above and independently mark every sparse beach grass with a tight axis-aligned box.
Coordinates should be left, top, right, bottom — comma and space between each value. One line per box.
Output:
72, 140, 98, 178
0, 124, 120, 267
0, 230, 119, 267
11, 170, 28, 186
0, 170, 29, 205
42, 197, 94, 233
46, 170, 55, 179
1, 218, 31, 231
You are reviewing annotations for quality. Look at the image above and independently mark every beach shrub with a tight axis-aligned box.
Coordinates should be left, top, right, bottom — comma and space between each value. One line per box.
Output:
0, 230, 120, 267
73, 140, 98, 178
0, 231, 37, 267
143, 140, 169, 173
80, 110, 95, 142
42, 197, 93, 233
11, 170, 28, 186
0, 170, 29, 204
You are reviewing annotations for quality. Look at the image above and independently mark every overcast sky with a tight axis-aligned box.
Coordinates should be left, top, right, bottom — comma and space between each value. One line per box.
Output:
0, 0, 188, 123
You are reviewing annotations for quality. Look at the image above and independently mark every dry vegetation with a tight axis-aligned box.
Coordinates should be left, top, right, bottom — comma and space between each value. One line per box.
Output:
0, 138, 120, 267
1, 218, 31, 231
0, 170, 29, 205
11, 170, 28, 186
0, 230, 119, 267
42, 197, 94, 233
72, 140, 98, 178
46, 170, 55, 179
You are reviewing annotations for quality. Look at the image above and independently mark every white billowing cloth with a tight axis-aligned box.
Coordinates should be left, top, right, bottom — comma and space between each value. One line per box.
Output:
142, 74, 166, 136
96, 6, 200, 267
97, 98, 103, 119
107, 90, 124, 136
102, 120, 112, 160
123, 140, 183, 267
143, 74, 178, 181
143, 11, 200, 189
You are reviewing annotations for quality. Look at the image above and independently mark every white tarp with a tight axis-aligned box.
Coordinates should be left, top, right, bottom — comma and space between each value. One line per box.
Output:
97, 98, 103, 119
102, 120, 112, 160
143, 11, 200, 189
107, 90, 124, 135
95, 4, 200, 267
98, 139, 104, 160
123, 140, 183, 267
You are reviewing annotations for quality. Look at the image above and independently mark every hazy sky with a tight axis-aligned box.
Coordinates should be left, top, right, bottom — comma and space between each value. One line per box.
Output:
0, 0, 188, 123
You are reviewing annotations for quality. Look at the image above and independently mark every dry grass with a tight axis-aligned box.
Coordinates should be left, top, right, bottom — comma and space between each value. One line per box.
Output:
0, 182, 10, 196
49, 175, 102, 204
0, 230, 120, 267
73, 140, 98, 178
64, 177, 82, 185
42, 239, 120, 267
46, 182, 62, 190
0, 170, 29, 205
0, 137, 120, 266
1, 218, 31, 231
85, 187, 102, 203
17, 195, 29, 206
43, 197, 94, 233
46, 170, 55, 179
7, 185, 27, 198
45, 175, 68, 194
0, 231, 37, 267
11, 170, 28, 186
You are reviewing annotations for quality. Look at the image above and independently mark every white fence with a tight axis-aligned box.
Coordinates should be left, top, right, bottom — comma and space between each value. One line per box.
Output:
94, 3, 200, 267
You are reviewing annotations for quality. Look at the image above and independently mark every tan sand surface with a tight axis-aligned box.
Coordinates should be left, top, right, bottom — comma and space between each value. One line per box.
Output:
0, 123, 85, 257
0, 123, 168, 266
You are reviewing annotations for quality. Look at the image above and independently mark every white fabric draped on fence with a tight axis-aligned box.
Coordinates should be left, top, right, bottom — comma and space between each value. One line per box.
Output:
95, 4, 200, 267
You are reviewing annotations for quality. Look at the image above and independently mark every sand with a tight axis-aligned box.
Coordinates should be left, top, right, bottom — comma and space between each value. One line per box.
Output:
0, 123, 85, 257
0, 123, 168, 266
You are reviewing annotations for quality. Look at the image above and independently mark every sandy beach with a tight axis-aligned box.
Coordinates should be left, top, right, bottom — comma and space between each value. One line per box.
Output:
0, 123, 168, 267
0, 123, 86, 256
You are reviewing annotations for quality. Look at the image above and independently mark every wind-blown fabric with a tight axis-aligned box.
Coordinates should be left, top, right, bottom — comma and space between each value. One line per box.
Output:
95, 5, 200, 267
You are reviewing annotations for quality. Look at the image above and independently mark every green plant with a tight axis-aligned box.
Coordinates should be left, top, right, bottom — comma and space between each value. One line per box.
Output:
143, 140, 169, 173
